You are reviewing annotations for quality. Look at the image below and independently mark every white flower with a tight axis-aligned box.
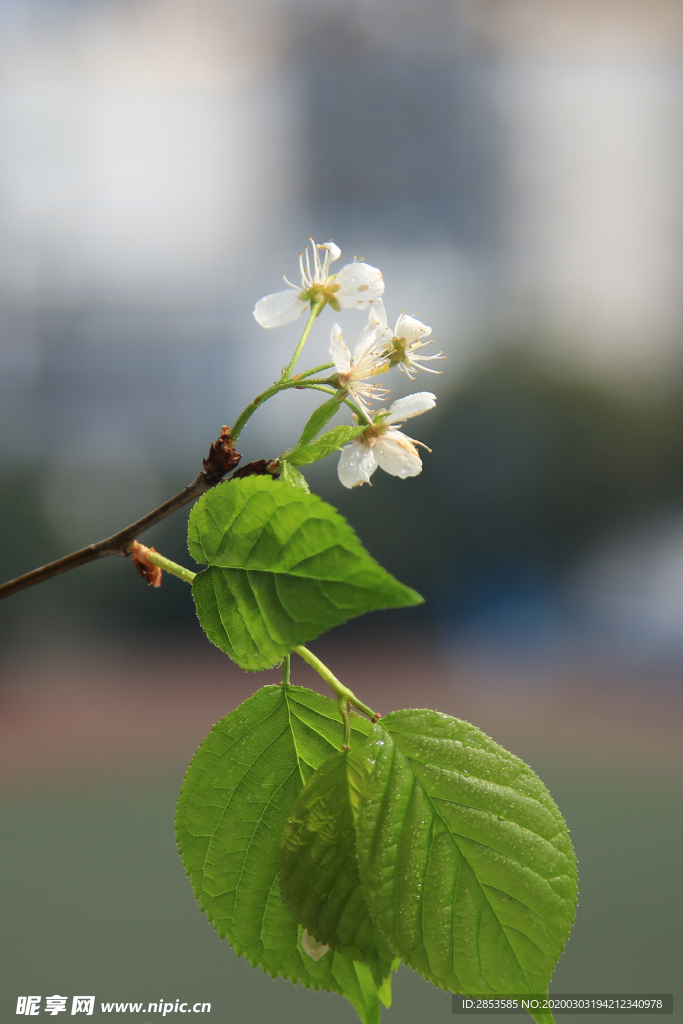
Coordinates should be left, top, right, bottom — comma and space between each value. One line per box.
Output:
337, 391, 436, 488
330, 321, 389, 415
253, 238, 384, 328
370, 299, 444, 379
301, 929, 330, 961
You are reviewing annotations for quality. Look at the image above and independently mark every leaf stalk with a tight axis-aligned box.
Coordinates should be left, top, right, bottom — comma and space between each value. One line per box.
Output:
134, 545, 197, 584
293, 645, 378, 721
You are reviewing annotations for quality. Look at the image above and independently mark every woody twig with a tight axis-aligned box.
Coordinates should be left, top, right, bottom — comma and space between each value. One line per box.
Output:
0, 426, 241, 601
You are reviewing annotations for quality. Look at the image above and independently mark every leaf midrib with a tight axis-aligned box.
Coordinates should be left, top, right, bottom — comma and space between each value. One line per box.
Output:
406, 756, 568, 850
197, 690, 343, 946
183, 695, 283, 834
416, 772, 548, 984
204, 558, 383, 587
392, 730, 566, 832
387, 729, 550, 992
284, 687, 310, 787
201, 708, 295, 883
211, 496, 315, 568
227, 692, 351, 905
198, 491, 393, 583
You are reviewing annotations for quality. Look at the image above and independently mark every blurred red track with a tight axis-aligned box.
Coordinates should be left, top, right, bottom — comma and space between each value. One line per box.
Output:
0, 641, 681, 790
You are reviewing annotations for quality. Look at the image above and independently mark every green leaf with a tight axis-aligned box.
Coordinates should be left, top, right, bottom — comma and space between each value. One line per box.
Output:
188, 476, 422, 671
356, 709, 577, 1019
280, 461, 310, 491
285, 424, 366, 467
175, 684, 381, 1023
296, 396, 342, 448
280, 750, 396, 989
330, 955, 384, 1024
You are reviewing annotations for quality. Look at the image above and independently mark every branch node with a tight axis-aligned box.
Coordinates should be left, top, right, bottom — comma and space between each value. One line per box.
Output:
230, 459, 281, 480
128, 541, 163, 588
202, 426, 241, 484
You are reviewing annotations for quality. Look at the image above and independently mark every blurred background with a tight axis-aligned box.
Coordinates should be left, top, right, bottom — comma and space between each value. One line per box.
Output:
0, 0, 681, 1021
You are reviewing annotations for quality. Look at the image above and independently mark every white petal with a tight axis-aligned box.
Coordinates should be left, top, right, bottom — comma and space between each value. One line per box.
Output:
369, 298, 388, 330
320, 241, 341, 263
330, 324, 351, 373
337, 443, 377, 488
335, 263, 385, 308
353, 322, 383, 363
375, 435, 423, 478
301, 930, 330, 961
385, 391, 437, 423
394, 312, 431, 344
253, 289, 307, 328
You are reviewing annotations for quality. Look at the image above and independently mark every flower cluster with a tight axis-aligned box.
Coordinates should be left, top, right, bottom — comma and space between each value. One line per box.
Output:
254, 238, 442, 487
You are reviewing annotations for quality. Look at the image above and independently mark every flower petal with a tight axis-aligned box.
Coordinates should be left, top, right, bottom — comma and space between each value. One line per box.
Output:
335, 262, 385, 308
394, 312, 431, 344
375, 434, 423, 478
385, 391, 437, 423
337, 442, 377, 488
319, 241, 341, 263
353, 321, 383, 363
330, 324, 351, 374
369, 298, 389, 331
253, 289, 307, 328
301, 930, 330, 961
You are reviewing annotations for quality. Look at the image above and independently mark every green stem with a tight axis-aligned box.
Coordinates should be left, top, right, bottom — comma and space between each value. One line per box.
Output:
339, 698, 351, 748
230, 377, 335, 441
302, 386, 368, 422
294, 362, 334, 380
293, 645, 378, 720
281, 301, 324, 381
281, 654, 291, 687
142, 549, 197, 584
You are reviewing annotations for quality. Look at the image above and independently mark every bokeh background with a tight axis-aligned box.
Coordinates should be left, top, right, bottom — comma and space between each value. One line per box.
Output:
1, 0, 682, 1021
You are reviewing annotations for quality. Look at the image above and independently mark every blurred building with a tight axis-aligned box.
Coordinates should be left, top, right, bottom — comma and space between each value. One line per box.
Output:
1, 0, 682, 457
297, 0, 683, 371
2, 0, 683, 654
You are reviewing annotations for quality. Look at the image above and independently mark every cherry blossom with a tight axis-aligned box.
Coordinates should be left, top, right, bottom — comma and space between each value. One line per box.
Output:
337, 392, 436, 488
369, 299, 444, 379
330, 321, 389, 415
253, 239, 384, 328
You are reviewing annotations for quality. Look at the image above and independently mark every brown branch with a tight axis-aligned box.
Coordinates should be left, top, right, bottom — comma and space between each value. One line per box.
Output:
0, 426, 241, 602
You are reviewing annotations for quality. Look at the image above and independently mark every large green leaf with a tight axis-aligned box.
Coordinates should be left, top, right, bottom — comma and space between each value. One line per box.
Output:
280, 750, 396, 990
284, 424, 366, 467
188, 476, 422, 671
356, 710, 576, 1019
175, 684, 383, 1023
